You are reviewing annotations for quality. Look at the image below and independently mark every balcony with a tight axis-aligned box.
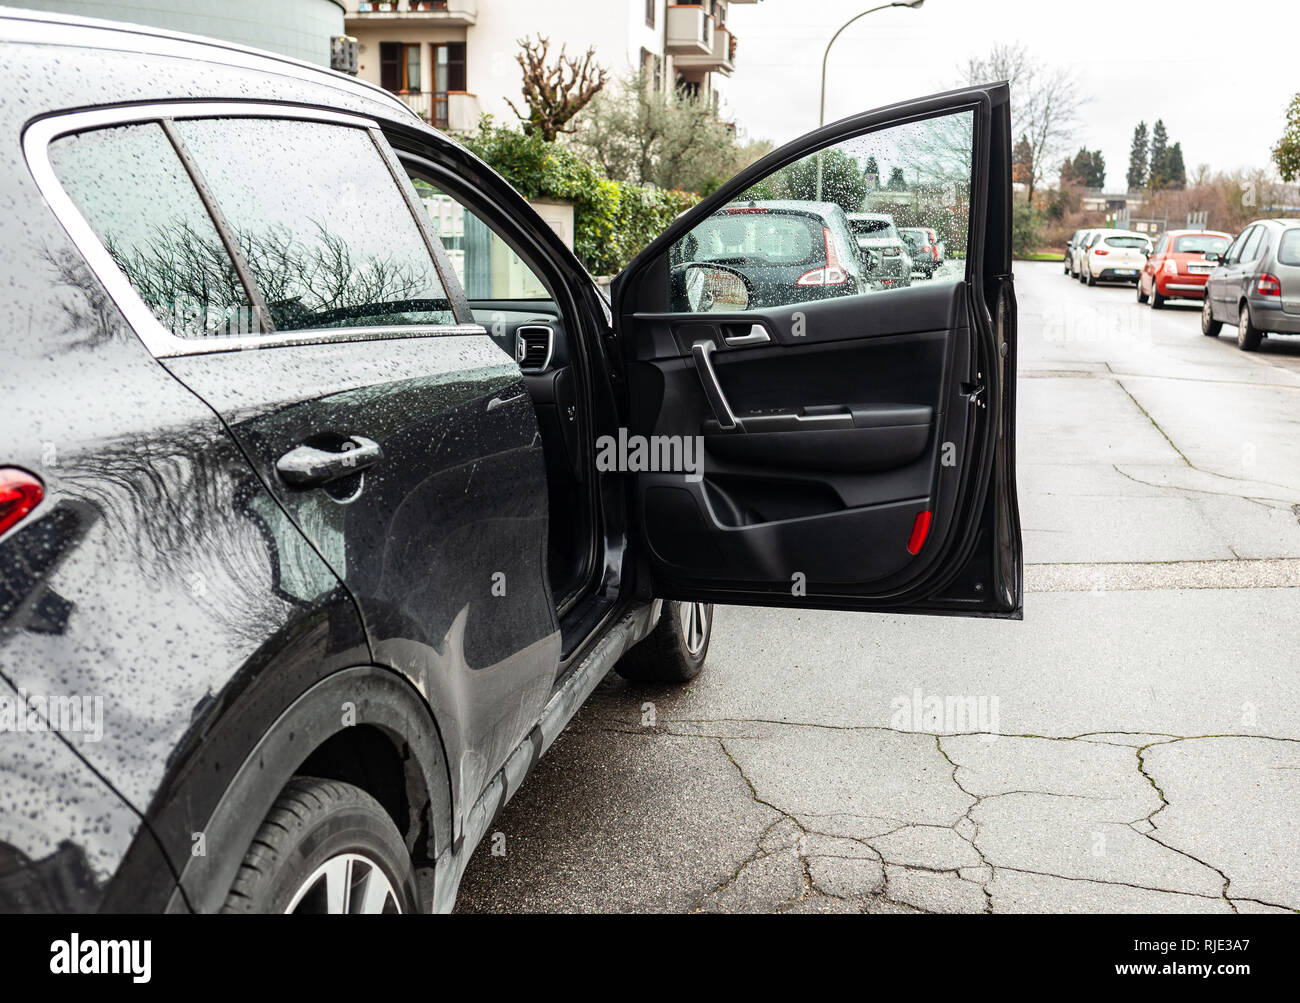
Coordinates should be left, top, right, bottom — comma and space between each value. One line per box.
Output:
345, 1, 477, 26
673, 25, 734, 75
395, 90, 479, 131
666, 4, 714, 56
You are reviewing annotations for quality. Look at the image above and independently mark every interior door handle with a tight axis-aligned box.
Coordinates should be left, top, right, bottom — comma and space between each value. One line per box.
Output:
276, 436, 382, 487
723, 324, 771, 347
690, 341, 743, 432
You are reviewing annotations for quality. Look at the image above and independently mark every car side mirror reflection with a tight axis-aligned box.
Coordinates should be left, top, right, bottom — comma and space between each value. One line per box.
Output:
673, 262, 751, 313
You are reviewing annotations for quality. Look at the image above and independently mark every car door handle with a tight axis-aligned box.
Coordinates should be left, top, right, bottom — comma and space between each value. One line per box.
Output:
723, 324, 771, 347
691, 340, 743, 432
275, 436, 382, 487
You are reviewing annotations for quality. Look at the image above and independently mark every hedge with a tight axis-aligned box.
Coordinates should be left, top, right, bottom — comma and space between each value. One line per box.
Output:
458, 122, 698, 276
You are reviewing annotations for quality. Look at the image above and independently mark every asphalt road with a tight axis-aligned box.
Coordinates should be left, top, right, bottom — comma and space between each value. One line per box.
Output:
455, 262, 1300, 913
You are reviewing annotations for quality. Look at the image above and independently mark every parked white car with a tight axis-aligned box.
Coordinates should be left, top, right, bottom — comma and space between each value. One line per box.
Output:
1068, 228, 1100, 278
1080, 229, 1150, 286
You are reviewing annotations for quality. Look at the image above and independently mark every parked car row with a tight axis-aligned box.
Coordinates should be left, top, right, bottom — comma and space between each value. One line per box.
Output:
1065, 220, 1300, 351
680, 203, 953, 302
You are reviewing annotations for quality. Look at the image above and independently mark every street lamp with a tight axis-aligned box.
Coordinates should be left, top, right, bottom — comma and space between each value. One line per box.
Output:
815, 0, 925, 200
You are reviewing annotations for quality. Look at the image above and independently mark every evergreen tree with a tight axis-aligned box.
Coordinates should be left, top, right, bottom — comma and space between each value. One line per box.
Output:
1126, 121, 1148, 191
1164, 142, 1186, 190
863, 155, 880, 187
1148, 119, 1169, 189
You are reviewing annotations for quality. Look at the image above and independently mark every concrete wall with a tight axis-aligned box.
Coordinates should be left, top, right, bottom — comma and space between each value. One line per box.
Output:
19, 0, 346, 66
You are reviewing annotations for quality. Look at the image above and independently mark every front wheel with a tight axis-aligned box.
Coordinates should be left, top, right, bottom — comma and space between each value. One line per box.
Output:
616, 600, 713, 683
1201, 296, 1222, 336
1237, 303, 1263, 351
223, 777, 419, 914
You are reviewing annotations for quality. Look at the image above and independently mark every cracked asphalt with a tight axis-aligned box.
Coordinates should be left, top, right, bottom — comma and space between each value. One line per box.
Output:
455, 261, 1300, 913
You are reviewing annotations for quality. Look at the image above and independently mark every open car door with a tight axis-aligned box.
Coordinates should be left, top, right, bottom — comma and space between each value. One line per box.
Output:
613, 84, 1020, 617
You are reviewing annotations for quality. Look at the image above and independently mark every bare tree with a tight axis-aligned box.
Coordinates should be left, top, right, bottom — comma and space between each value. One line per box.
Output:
506, 35, 608, 142
960, 42, 1087, 203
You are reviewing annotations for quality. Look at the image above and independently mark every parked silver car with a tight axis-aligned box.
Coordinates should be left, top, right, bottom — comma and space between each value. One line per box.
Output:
846, 212, 913, 289
1202, 218, 1300, 351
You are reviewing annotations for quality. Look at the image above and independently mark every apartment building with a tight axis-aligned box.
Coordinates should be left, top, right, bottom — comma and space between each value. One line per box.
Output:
340, 0, 758, 132
19, 0, 346, 65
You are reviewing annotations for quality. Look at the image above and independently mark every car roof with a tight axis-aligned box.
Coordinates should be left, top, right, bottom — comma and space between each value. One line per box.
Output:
0, 5, 420, 123
721, 200, 852, 226
1162, 229, 1232, 238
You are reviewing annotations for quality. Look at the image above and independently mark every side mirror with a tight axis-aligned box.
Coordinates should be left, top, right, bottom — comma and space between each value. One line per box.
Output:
861, 248, 881, 273
671, 262, 751, 313
1203, 251, 1221, 263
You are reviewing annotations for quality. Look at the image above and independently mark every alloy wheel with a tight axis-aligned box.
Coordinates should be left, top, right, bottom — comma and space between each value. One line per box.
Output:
679, 601, 710, 656
284, 852, 401, 914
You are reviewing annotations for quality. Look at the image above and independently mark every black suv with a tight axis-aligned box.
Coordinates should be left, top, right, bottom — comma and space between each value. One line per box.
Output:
0, 10, 1020, 914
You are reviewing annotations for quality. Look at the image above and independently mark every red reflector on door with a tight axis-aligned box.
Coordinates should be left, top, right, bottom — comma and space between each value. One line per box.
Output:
906, 510, 932, 555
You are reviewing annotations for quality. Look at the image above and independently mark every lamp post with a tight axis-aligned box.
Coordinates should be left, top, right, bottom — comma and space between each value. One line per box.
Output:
815, 0, 926, 201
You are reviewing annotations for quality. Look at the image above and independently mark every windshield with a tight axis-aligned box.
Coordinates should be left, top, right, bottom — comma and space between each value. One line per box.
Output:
850, 218, 898, 240
682, 210, 819, 267
1278, 228, 1300, 266
1172, 234, 1230, 254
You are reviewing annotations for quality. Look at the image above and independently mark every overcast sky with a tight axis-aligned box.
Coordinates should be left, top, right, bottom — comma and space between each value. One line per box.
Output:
724, 0, 1293, 190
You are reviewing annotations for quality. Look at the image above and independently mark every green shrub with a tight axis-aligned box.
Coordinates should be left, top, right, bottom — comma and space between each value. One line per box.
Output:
459, 120, 698, 275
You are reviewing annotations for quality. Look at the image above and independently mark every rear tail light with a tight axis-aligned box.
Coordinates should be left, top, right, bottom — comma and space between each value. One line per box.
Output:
1163, 259, 1179, 275
1258, 273, 1282, 296
0, 468, 44, 536
1093, 248, 1109, 255
796, 226, 849, 286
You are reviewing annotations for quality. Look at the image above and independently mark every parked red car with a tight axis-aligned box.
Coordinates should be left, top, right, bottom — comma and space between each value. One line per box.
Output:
1137, 229, 1232, 307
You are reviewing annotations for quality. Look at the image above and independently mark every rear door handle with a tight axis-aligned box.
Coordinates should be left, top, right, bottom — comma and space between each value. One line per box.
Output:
276, 436, 382, 487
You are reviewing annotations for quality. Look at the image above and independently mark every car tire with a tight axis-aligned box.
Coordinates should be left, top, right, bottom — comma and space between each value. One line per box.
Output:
616, 600, 713, 684
1237, 303, 1263, 351
1086, 265, 1096, 287
1201, 296, 1222, 336
1137, 278, 1149, 304
1151, 284, 1165, 308
222, 777, 419, 914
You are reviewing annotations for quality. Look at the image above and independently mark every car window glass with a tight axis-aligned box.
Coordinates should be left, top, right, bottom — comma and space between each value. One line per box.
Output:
1239, 227, 1264, 264
1278, 228, 1300, 266
1173, 235, 1228, 254
1226, 228, 1252, 264
409, 178, 551, 300
173, 118, 456, 331
48, 122, 258, 338
1105, 236, 1146, 249
1154, 236, 1168, 254
668, 109, 974, 311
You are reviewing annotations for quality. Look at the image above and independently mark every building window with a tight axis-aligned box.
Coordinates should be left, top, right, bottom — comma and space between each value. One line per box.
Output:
379, 41, 421, 94
645, 0, 655, 28
431, 41, 467, 129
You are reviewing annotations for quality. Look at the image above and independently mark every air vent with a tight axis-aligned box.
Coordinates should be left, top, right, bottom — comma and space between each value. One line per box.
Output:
515, 325, 554, 374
